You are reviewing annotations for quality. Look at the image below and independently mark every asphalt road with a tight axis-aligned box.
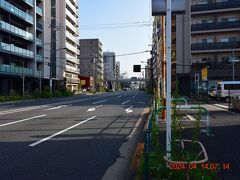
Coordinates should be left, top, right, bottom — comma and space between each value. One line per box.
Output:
0, 90, 150, 180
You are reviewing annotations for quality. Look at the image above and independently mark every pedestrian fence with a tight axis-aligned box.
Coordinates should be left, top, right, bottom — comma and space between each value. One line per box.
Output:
143, 97, 211, 179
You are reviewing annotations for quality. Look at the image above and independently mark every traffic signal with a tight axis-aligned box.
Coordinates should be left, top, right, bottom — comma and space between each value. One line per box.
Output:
133, 65, 141, 72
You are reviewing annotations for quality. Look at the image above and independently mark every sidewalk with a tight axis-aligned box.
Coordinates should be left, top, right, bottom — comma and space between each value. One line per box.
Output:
158, 100, 240, 179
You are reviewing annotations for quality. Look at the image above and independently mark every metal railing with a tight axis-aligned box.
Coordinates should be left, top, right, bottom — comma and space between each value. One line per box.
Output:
0, 20, 33, 40
191, 41, 240, 51
0, 42, 34, 58
191, 0, 240, 12
192, 21, 240, 31
0, 64, 33, 75
0, 0, 33, 24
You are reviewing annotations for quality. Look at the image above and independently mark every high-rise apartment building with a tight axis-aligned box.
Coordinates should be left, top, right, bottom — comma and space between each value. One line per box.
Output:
0, 0, 44, 95
79, 39, 104, 89
103, 52, 116, 82
103, 52, 116, 89
190, 0, 240, 83
44, 0, 80, 91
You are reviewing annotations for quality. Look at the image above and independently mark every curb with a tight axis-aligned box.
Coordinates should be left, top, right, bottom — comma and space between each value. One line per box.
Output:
102, 107, 150, 180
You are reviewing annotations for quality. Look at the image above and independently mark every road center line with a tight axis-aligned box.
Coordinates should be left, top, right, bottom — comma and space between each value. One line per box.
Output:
92, 100, 107, 105
121, 100, 130, 105
29, 116, 96, 147
0, 114, 46, 127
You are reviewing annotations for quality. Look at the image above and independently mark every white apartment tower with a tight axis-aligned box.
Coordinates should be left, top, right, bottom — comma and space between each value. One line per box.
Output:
44, 0, 80, 91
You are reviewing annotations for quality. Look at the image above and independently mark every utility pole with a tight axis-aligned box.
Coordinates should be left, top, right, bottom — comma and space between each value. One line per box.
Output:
22, 62, 25, 99
166, 0, 172, 160
50, 0, 56, 94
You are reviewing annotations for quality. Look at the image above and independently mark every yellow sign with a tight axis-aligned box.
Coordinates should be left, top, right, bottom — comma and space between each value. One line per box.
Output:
81, 80, 86, 85
202, 67, 208, 81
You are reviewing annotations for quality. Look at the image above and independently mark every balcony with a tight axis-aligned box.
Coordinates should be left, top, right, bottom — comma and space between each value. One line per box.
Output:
0, 64, 33, 76
66, 53, 79, 64
191, 21, 240, 32
22, 0, 34, 7
191, 0, 240, 12
66, 0, 76, 14
0, 0, 33, 24
66, 8, 77, 25
0, 20, 33, 41
66, 65, 80, 74
0, 42, 34, 58
37, 22, 43, 31
36, 38, 43, 46
66, 77, 80, 84
191, 41, 240, 51
66, 41, 79, 55
36, 6, 43, 16
66, 31, 78, 44
36, 54, 43, 62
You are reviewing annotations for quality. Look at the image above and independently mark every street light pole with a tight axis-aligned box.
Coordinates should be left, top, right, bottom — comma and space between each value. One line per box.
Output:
166, 0, 172, 160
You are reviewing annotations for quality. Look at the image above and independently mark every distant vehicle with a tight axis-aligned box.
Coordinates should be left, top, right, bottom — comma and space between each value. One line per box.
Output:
123, 87, 127, 91
216, 81, 240, 102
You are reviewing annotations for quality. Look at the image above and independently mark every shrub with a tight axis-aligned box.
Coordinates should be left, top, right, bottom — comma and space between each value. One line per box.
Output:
53, 90, 62, 97
60, 88, 73, 97
0, 96, 7, 102
41, 86, 52, 98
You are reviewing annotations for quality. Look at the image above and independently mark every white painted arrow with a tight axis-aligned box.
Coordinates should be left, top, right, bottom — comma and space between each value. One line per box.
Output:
125, 106, 133, 113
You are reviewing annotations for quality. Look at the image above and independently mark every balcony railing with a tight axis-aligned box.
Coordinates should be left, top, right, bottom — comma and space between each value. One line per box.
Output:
66, 65, 79, 73
36, 6, 43, 16
66, 77, 80, 84
0, 20, 33, 41
0, 42, 34, 58
191, 41, 240, 51
192, 21, 240, 31
36, 54, 43, 61
191, 0, 240, 12
0, 0, 33, 24
0, 64, 33, 75
36, 38, 43, 46
37, 22, 43, 31
22, 0, 33, 7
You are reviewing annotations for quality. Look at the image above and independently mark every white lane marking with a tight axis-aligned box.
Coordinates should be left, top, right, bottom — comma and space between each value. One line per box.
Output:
0, 106, 48, 116
117, 96, 122, 98
208, 104, 240, 116
92, 100, 107, 105
44, 105, 68, 111
87, 105, 103, 112
128, 118, 141, 138
0, 114, 46, 127
29, 116, 96, 147
125, 106, 133, 113
0, 105, 15, 108
121, 100, 130, 105
213, 104, 228, 109
87, 107, 96, 112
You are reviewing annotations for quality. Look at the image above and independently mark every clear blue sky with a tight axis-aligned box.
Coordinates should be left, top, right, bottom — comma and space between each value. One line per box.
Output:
79, 0, 153, 78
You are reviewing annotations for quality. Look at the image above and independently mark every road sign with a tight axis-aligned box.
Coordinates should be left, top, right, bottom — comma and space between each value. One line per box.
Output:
202, 67, 208, 81
133, 65, 141, 72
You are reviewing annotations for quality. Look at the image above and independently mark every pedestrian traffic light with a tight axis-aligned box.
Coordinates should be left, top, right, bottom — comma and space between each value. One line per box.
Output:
133, 65, 141, 72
